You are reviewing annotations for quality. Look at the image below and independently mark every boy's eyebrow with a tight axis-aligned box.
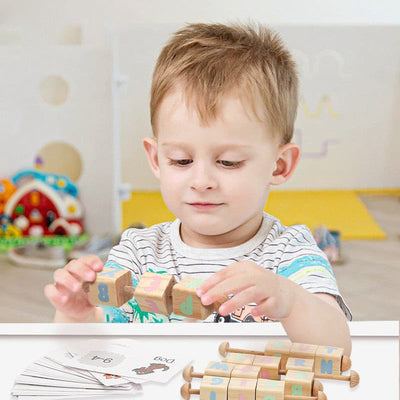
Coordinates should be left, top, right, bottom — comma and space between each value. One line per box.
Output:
160, 142, 252, 151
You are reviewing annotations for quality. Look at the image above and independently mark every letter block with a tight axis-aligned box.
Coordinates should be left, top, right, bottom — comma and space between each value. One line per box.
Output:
264, 340, 291, 370
134, 272, 176, 314
286, 357, 314, 372
284, 370, 314, 397
88, 267, 132, 307
253, 355, 281, 380
315, 345, 344, 376
228, 377, 257, 400
256, 379, 285, 400
204, 361, 234, 378
224, 353, 255, 366
200, 376, 230, 400
172, 276, 214, 319
231, 364, 261, 379
290, 343, 318, 360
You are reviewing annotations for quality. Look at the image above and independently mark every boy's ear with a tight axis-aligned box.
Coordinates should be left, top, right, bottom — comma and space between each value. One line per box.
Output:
269, 143, 301, 185
143, 137, 160, 179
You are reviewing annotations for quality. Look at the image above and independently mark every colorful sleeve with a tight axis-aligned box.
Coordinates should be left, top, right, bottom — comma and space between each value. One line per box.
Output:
277, 226, 352, 321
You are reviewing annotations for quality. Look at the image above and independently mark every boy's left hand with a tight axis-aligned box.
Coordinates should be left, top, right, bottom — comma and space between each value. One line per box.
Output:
196, 261, 296, 320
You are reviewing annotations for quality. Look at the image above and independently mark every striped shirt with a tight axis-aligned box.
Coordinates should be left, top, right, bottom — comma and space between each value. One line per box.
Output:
106, 212, 351, 323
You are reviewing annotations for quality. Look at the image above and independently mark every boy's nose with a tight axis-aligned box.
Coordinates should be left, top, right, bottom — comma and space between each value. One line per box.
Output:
189, 163, 217, 192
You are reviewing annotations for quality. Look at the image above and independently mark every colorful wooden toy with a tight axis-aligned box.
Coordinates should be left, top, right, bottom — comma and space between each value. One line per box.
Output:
182, 378, 326, 400
87, 266, 133, 307
286, 357, 314, 372
172, 276, 214, 320
218, 342, 359, 388
284, 370, 314, 397
314, 346, 343, 376
253, 355, 281, 380
256, 379, 285, 400
134, 272, 176, 315
183, 365, 324, 396
224, 353, 256, 366
228, 377, 257, 400
204, 362, 235, 378
265, 340, 292, 370
89, 270, 227, 319
200, 375, 230, 400
290, 343, 318, 360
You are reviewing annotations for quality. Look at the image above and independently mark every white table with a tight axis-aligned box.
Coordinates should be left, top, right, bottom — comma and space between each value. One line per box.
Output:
0, 322, 398, 399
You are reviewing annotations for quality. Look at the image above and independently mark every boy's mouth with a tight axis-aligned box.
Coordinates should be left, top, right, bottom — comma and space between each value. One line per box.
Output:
188, 202, 223, 210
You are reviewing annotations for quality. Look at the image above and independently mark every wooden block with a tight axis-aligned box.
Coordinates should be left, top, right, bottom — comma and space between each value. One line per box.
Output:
290, 343, 318, 360
253, 355, 281, 380
224, 353, 255, 365
284, 370, 314, 397
200, 375, 230, 400
256, 379, 285, 400
228, 377, 257, 400
89, 267, 132, 307
315, 345, 344, 376
172, 276, 214, 320
134, 272, 175, 314
264, 340, 291, 370
204, 361, 234, 378
286, 357, 314, 372
231, 364, 261, 379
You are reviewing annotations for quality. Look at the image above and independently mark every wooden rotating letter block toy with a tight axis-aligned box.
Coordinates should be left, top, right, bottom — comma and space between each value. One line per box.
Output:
88, 266, 133, 307
172, 276, 214, 319
253, 355, 281, 380
231, 365, 261, 379
256, 379, 285, 400
182, 365, 328, 400
134, 272, 176, 314
286, 357, 314, 373
200, 376, 230, 400
204, 361, 235, 378
290, 343, 318, 360
228, 378, 257, 400
225, 353, 256, 366
265, 341, 292, 370
284, 370, 314, 397
315, 346, 343, 376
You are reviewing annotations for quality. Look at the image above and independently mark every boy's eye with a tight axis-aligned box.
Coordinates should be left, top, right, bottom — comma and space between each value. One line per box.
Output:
217, 160, 243, 168
169, 159, 193, 166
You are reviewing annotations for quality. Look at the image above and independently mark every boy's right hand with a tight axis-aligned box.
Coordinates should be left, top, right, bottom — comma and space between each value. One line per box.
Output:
44, 255, 104, 322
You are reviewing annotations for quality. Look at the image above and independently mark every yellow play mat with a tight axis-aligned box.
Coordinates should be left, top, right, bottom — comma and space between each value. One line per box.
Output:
122, 190, 391, 240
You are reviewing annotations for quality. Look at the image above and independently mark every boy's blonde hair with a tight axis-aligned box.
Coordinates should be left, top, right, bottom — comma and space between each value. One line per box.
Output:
150, 22, 298, 144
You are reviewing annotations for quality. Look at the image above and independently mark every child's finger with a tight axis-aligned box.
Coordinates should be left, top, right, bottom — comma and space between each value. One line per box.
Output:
44, 284, 69, 309
196, 264, 239, 296
78, 255, 104, 271
252, 296, 282, 319
66, 259, 97, 282
53, 268, 82, 293
218, 287, 268, 316
200, 275, 253, 305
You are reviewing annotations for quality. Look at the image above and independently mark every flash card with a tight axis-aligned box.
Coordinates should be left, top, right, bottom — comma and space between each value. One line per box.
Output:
64, 339, 191, 383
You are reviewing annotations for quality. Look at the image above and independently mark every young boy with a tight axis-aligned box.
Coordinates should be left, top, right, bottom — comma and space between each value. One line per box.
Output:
45, 23, 351, 354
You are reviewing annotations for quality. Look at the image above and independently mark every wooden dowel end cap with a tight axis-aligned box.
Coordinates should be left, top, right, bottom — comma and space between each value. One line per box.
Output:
350, 370, 360, 388
341, 355, 351, 372
183, 366, 193, 382
181, 383, 191, 400
317, 391, 327, 400
219, 341, 229, 357
313, 380, 323, 396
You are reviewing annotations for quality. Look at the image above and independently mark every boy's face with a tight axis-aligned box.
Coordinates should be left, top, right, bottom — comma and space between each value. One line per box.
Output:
144, 88, 297, 246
